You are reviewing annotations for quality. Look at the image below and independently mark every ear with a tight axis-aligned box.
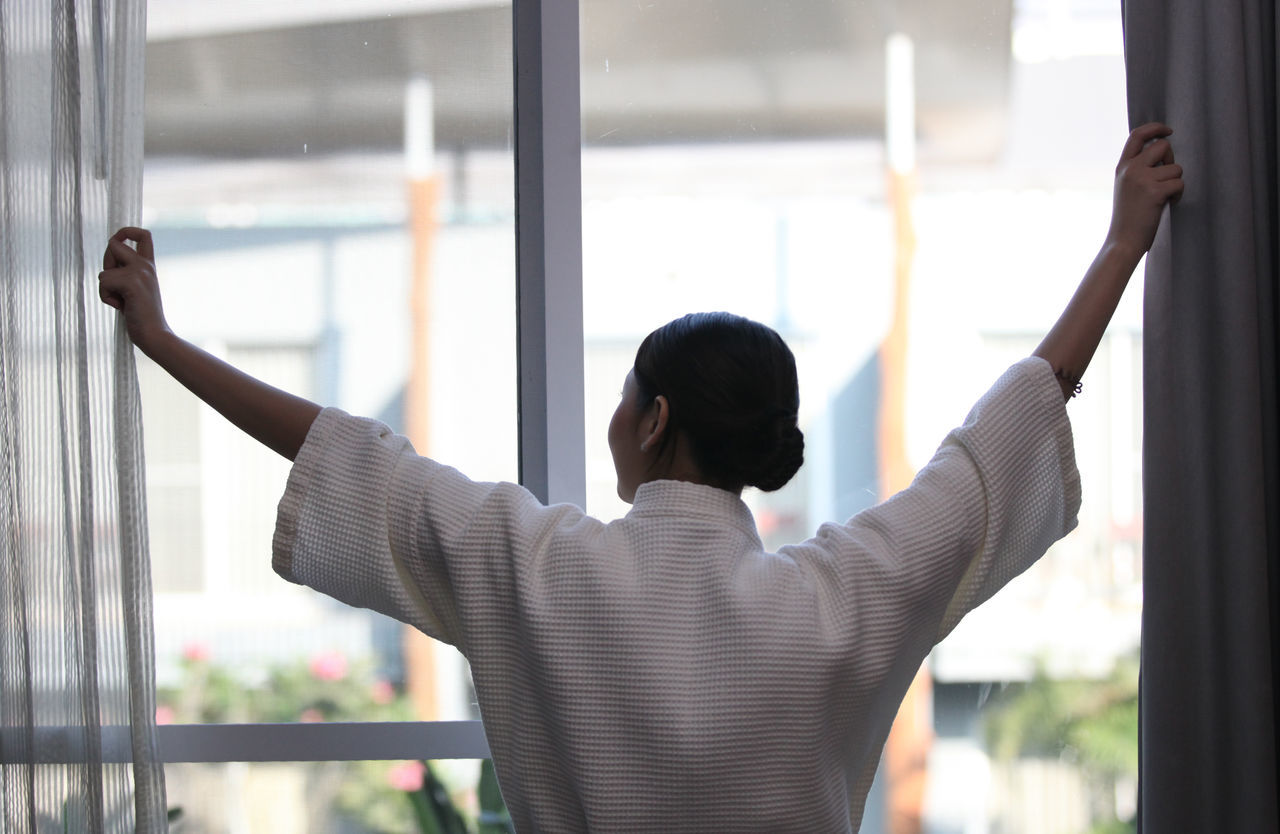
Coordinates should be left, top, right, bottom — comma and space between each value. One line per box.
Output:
640, 395, 670, 452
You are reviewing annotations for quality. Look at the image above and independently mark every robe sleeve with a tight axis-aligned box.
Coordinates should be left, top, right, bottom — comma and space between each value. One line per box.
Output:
786, 356, 1081, 651
271, 408, 579, 655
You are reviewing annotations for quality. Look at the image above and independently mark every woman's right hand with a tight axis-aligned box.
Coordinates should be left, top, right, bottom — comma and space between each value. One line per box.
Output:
98, 226, 171, 354
1032, 124, 1186, 401
1105, 122, 1185, 257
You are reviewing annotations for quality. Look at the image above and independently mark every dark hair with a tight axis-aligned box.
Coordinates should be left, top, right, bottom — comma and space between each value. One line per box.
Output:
632, 312, 804, 492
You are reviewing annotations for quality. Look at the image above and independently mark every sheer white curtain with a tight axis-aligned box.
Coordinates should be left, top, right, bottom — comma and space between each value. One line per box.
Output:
0, 0, 165, 831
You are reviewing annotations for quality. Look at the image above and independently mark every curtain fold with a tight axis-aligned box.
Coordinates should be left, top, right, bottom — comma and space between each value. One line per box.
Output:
0, 0, 165, 831
1122, 0, 1280, 831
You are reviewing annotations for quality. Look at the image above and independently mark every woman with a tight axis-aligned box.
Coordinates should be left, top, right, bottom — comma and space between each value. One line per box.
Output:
99, 123, 1182, 833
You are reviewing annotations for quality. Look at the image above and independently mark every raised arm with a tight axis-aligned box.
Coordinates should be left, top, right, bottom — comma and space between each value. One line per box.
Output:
1034, 122, 1184, 401
98, 227, 321, 460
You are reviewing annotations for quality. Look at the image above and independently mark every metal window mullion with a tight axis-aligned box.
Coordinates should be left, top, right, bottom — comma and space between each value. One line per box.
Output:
514, 0, 586, 508
157, 721, 490, 763
0, 722, 490, 764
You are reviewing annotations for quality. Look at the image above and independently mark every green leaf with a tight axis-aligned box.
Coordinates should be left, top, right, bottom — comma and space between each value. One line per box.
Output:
408, 788, 444, 834
477, 760, 513, 834
421, 764, 470, 834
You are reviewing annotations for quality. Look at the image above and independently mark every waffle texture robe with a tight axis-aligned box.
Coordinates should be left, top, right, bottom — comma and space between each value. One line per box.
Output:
273, 356, 1080, 833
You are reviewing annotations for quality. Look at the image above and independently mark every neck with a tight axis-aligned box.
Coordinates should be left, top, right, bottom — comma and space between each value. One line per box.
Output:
642, 436, 741, 496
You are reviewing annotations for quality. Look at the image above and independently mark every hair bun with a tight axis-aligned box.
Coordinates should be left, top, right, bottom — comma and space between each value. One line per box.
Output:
747, 415, 804, 492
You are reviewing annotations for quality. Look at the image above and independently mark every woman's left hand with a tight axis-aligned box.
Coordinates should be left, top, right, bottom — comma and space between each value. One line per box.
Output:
99, 227, 172, 353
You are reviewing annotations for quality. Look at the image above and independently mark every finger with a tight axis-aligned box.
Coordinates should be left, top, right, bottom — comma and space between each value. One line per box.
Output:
103, 245, 117, 272
97, 266, 126, 291
97, 276, 123, 310
111, 227, 154, 261
135, 228, 154, 261
1150, 179, 1185, 207
1137, 138, 1173, 167
1161, 179, 1185, 201
107, 238, 140, 266
1121, 122, 1172, 160
1153, 163, 1183, 181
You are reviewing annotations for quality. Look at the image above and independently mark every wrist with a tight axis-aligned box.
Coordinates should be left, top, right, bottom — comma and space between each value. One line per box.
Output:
136, 325, 178, 360
1098, 236, 1146, 274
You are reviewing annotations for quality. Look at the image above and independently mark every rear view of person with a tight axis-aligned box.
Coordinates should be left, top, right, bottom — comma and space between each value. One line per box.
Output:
98, 123, 1182, 832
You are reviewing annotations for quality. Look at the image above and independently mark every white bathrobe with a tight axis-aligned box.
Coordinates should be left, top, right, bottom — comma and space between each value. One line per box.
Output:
273, 356, 1080, 833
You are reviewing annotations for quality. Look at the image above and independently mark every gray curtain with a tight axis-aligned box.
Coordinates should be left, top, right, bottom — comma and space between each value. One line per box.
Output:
1122, 1, 1280, 831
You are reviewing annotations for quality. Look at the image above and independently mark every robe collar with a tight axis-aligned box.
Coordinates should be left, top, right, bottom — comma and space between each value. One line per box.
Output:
627, 479, 763, 546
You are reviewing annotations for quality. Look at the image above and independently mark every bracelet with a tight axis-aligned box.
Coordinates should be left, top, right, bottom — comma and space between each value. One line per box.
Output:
1055, 369, 1083, 397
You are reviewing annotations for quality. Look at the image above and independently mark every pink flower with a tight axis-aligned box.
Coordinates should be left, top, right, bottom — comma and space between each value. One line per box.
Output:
182, 642, 210, 663
370, 680, 395, 705
387, 761, 426, 792
308, 651, 348, 682
299, 708, 325, 723
155, 705, 175, 725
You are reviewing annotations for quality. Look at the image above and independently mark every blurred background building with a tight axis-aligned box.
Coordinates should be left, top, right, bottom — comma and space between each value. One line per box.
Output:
140, 0, 1141, 831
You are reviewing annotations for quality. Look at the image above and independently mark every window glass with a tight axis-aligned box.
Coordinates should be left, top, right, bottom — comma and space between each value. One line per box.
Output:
580, 0, 1140, 830
164, 759, 507, 833
141, 0, 515, 724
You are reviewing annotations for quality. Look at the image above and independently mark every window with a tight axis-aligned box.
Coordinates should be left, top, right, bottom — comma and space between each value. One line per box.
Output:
139, 0, 1140, 830
141, 1, 525, 827
577, 0, 1138, 830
